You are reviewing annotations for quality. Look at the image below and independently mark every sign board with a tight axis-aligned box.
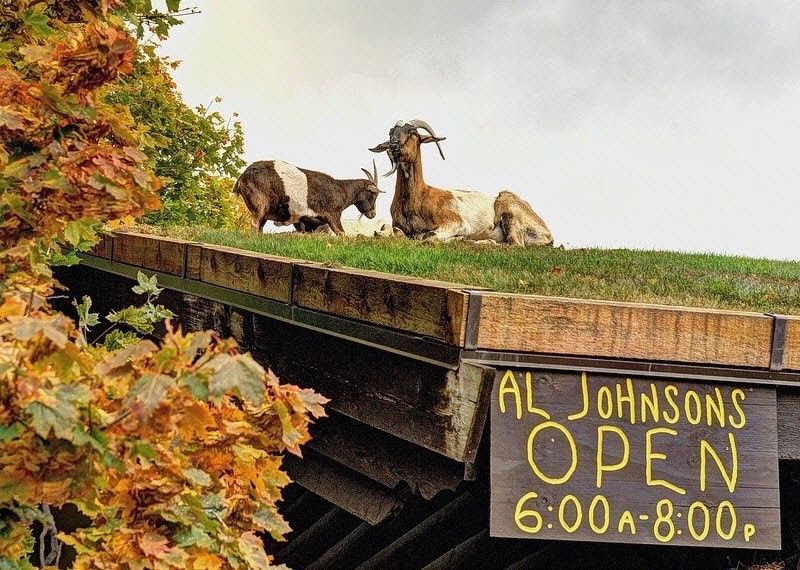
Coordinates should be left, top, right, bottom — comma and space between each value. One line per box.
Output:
489, 369, 780, 548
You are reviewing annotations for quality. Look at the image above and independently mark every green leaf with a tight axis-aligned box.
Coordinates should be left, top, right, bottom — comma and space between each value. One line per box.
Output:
207, 353, 266, 405
238, 532, 271, 570
124, 374, 174, 419
22, 4, 53, 38
132, 441, 157, 460
178, 373, 209, 400
166, 0, 181, 12
174, 526, 213, 548
0, 423, 24, 441
73, 425, 109, 452
63, 219, 100, 250
106, 306, 155, 334
131, 271, 163, 296
252, 506, 292, 541
26, 384, 90, 440
73, 295, 100, 330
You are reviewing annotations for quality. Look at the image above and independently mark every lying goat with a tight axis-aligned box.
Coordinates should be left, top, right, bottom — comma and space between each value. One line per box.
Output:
369, 119, 553, 245
493, 190, 553, 246
234, 160, 382, 234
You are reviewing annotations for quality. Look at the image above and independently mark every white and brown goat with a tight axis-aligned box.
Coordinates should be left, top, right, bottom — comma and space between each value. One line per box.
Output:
234, 160, 382, 234
369, 119, 552, 245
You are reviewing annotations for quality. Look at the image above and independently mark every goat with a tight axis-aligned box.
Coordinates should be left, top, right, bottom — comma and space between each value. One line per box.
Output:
369, 119, 553, 245
234, 160, 382, 234
369, 120, 493, 241
493, 190, 553, 246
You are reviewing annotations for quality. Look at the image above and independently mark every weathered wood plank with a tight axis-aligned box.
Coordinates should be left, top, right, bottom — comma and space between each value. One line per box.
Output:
783, 316, 800, 371
248, 311, 488, 463
293, 264, 471, 345
778, 388, 800, 460
476, 293, 774, 368
89, 234, 113, 259
111, 232, 189, 276
185, 243, 202, 280
284, 450, 402, 525
309, 412, 466, 499
197, 244, 296, 303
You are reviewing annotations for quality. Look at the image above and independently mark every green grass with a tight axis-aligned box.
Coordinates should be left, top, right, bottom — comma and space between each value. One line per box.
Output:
163, 227, 800, 315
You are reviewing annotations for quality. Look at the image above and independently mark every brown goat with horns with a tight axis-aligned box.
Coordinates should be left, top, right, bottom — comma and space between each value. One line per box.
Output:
369, 119, 553, 245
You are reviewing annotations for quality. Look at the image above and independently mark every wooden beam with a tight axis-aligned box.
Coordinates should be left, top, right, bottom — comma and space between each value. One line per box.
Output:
274, 507, 360, 569
475, 293, 775, 369
89, 234, 113, 259
292, 264, 471, 345
783, 316, 800, 371
196, 244, 297, 303
356, 491, 486, 570
249, 312, 488, 463
308, 412, 466, 499
111, 232, 190, 276
284, 450, 402, 525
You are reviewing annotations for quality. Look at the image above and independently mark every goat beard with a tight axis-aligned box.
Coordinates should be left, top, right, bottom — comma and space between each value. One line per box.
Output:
384, 156, 398, 178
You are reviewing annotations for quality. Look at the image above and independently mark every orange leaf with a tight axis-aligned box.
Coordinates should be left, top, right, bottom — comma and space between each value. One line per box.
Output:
138, 531, 170, 559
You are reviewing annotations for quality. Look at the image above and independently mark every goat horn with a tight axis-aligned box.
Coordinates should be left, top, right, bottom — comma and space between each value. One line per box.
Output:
373, 158, 378, 184
407, 119, 446, 160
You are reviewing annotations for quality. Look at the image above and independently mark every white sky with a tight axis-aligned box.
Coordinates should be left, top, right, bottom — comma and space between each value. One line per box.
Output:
159, 1, 800, 260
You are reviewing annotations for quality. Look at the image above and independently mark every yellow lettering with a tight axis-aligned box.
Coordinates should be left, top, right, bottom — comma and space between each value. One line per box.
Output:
596, 426, 630, 488
558, 494, 582, 533
640, 383, 660, 424
527, 421, 578, 485
616, 378, 635, 424
687, 501, 710, 540
728, 388, 746, 428
568, 372, 590, 420
498, 370, 522, 420
598, 386, 613, 419
662, 385, 680, 424
743, 523, 756, 542
514, 492, 543, 534
700, 432, 738, 492
704, 387, 725, 427
645, 427, 686, 495
589, 495, 610, 533
525, 372, 552, 419
617, 510, 637, 534
715, 500, 737, 540
684, 390, 702, 425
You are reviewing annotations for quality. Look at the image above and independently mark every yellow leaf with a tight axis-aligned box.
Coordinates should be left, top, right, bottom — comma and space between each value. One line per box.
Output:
190, 552, 224, 570
178, 401, 215, 440
0, 297, 26, 317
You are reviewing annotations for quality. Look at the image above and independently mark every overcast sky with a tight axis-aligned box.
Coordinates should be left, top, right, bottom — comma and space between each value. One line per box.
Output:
160, 1, 800, 260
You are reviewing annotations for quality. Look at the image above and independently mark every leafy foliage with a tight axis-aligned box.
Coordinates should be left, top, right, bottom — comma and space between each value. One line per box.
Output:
1, 2, 326, 568
103, 48, 248, 229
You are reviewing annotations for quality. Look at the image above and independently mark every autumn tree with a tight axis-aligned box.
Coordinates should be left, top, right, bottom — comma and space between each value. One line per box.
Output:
0, 2, 325, 568
103, 49, 248, 228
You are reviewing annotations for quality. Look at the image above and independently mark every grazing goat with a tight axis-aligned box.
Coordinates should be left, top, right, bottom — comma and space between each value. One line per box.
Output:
234, 160, 382, 234
369, 119, 552, 245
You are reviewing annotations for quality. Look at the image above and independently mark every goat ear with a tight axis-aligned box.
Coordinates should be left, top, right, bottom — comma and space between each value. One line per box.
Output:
419, 135, 446, 144
369, 141, 390, 153
419, 135, 446, 160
